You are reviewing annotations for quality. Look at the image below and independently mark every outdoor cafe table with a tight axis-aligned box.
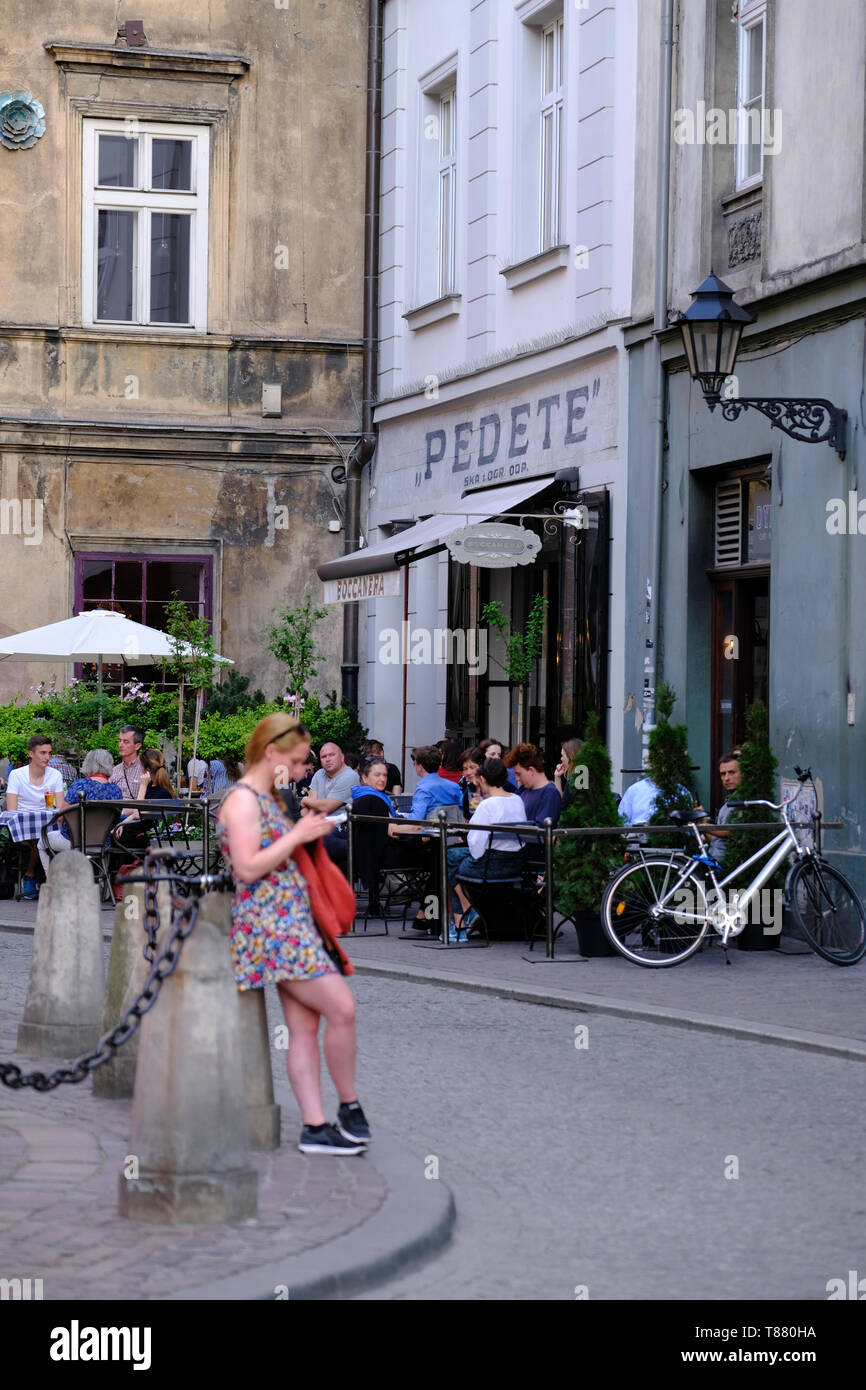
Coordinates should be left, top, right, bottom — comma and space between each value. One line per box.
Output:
0, 808, 53, 843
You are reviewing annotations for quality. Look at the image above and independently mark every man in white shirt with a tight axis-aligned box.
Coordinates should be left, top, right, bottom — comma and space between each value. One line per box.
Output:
187, 756, 208, 792
617, 776, 663, 826
5, 735, 65, 898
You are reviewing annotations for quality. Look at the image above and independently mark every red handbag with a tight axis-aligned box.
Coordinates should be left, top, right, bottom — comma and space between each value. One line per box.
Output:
293, 839, 356, 975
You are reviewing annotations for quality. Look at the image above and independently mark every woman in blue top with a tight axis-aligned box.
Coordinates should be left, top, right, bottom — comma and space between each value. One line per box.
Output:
38, 748, 122, 875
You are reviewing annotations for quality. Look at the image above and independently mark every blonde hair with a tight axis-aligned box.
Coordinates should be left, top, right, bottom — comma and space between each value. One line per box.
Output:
560, 738, 585, 776
244, 714, 310, 780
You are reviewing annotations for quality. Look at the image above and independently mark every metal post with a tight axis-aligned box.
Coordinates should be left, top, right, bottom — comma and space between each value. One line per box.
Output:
544, 819, 555, 959
346, 805, 355, 890
77, 790, 86, 848
438, 811, 450, 946
201, 795, 210, 875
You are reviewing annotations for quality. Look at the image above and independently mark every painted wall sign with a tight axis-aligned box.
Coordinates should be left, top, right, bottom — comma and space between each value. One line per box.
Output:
323, 571, 402, 603
445, 523, 542, 568
374, 358, 617, 515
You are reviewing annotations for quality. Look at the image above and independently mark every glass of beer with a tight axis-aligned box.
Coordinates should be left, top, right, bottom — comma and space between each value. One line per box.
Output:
45, 791, 55, 809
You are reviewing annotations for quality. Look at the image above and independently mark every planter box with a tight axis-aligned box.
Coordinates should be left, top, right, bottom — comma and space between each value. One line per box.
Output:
574, 909, 617, 958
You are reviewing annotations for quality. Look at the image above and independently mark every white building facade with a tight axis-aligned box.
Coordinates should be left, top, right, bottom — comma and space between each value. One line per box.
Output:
323, 0, 638, 785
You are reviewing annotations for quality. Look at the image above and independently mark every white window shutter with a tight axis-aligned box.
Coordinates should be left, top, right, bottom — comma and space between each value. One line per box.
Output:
715, 481, 743, 566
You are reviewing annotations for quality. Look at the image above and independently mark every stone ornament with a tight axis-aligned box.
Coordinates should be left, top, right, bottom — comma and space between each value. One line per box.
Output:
0, 91, 46, 150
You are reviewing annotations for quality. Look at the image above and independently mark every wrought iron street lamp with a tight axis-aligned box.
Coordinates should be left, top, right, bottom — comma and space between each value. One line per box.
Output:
679, 273, 847, 457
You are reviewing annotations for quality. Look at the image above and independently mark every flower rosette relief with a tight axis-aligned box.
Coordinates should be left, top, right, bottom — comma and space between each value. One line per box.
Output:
0, 92, 46, 151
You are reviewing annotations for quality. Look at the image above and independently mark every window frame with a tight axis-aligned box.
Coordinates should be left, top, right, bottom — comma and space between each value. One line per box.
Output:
437, 88, 458, 297
82, 118, 210, 331
73, 550, 213, 689
539, 15, 565, 252
735, 3, 767, 191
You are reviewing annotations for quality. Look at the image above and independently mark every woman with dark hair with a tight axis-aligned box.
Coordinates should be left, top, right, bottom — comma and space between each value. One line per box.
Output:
478, 737, 519, 790
436, 738, 463, 784
458, 746, 486, 817
216, 713, 370, 1156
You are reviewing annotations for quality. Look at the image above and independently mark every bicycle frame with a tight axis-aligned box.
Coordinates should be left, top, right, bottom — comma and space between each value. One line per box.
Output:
630, 797, 808, 936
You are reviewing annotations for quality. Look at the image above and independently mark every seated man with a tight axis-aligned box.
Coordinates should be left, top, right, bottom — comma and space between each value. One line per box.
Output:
706, 751, 742, 862
504, 743, 562, 826
5, 734, 65, 899
402, 745, 464, 821
617, 774, 663, 827
304, 741, 360, 813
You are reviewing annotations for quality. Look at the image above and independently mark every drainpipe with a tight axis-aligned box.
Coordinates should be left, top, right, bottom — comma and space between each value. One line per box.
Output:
341, 0, 383, 709
643, 0, 675, 766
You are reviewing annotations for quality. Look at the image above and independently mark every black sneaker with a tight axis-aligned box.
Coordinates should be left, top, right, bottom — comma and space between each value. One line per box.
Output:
298, 1122, 365, 1155
336, 1101, 372, 1145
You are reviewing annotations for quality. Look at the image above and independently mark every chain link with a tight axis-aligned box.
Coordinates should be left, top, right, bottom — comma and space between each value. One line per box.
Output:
0, 851, 231, 1093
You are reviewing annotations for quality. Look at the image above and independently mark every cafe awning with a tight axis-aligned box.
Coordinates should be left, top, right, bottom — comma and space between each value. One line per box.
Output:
316, 473, 557, 582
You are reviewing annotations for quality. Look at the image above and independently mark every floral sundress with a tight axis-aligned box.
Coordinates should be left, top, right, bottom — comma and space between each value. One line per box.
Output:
216, 784, 337, 989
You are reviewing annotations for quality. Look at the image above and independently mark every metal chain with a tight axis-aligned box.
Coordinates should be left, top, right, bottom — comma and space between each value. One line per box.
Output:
0, 852, 230, 1093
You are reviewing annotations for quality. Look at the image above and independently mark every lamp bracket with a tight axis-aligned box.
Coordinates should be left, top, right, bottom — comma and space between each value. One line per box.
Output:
706, 395, 847, 458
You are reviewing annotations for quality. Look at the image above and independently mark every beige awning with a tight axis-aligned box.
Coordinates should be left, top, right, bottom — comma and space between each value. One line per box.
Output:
316, 474, 556, 582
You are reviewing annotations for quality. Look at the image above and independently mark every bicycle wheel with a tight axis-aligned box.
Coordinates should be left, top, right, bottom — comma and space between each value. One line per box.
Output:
601, 855, 709, 967
788, 859, 866, 965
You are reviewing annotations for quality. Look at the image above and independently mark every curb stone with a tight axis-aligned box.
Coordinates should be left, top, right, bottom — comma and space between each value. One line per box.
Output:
163, 1130, 457, 1301
351, 960, 866, 1063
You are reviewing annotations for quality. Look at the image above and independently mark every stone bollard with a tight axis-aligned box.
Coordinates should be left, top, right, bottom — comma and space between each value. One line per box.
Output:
17, 851, 104, 1057
239, 990, 282, 1150
119, 890, 257, 1225
92, 879, 172, 1100
187, 892, 281, 1150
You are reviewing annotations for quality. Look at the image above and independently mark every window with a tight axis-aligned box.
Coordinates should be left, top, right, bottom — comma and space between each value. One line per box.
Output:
438, 89, 457, 296
736, 2, 766, 188
82, 120, 209, 329
513, 3, 566, 266
414, 66, 459, 311
74, 552, 213, 688
539, 17, 564, 250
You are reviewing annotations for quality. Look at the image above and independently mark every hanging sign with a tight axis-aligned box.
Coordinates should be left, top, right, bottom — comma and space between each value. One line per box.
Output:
323, 571, 402, 603
445, 523, 541, 568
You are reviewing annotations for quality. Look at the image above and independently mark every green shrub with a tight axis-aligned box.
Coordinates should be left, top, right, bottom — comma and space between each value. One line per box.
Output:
553, 711, 624, 915
721, 700, 783, 885
648, 682, 695, 848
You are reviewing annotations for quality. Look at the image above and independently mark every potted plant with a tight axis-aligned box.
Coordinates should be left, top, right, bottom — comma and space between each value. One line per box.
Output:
648, 681, 696, 846
553, 711, 624, 955
481, 594, 547, 742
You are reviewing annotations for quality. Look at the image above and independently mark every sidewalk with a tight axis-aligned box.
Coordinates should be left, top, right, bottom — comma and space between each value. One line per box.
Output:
0, 925, 454, 1301
341, 917, 866, 1061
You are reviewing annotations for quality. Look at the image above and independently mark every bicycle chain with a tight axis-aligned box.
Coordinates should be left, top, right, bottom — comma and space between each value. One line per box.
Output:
0, 852, 228, 1093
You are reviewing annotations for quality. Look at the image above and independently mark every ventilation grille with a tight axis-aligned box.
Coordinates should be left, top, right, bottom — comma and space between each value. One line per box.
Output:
715, 481, 743, 567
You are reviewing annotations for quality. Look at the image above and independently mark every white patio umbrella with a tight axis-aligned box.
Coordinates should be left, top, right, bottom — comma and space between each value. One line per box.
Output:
0, 609, 232, 726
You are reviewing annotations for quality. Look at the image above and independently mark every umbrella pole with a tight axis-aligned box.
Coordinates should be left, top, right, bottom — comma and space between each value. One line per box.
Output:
97, 656, 103, 730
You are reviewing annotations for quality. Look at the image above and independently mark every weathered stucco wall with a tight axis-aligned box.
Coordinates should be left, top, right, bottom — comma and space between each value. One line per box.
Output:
0, 0, 366, 704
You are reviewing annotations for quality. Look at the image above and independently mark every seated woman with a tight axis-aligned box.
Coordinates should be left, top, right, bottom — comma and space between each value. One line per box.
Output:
113, 748, 178, 853
554, 737, 585, 814
38, 748, 123, 876
445, 757, 528, 935
458, 745, 485, 818
351, 758, 436, 924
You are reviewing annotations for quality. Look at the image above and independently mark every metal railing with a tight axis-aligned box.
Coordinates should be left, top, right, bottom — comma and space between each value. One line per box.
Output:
344, 806, 838, 958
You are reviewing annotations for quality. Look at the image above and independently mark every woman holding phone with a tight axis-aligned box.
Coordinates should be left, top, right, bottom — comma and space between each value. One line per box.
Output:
216, 713, 371, 1155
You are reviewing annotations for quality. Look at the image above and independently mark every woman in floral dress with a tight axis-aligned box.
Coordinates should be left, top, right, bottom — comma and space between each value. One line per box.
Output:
216, 713, 371, 1155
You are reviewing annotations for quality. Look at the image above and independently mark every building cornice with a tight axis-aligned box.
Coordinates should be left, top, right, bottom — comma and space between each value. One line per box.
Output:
0, 418, 361, 466
44, 40, 250, 80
